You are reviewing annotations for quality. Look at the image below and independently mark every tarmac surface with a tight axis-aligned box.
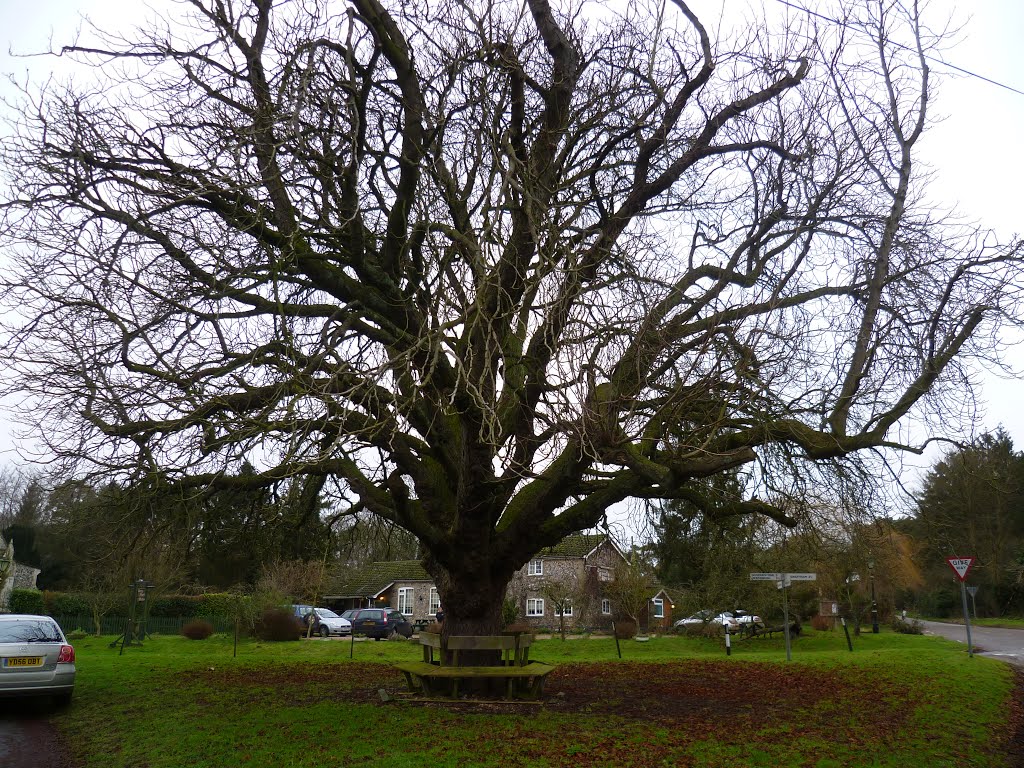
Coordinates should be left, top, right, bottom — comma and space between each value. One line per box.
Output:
921, 619, 1024, 666
0, 697, 69, 768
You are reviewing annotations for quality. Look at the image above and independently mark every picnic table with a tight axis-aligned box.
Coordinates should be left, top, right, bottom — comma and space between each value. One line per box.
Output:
394, 632, 553, 699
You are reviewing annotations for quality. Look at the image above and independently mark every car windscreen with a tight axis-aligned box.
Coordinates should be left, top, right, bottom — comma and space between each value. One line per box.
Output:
0, 619, 63, 643
316, 609, 339, 618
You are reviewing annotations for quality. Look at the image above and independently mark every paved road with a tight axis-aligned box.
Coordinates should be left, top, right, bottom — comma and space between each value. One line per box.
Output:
0, 698, 69, 768
921, 620, 1024, 666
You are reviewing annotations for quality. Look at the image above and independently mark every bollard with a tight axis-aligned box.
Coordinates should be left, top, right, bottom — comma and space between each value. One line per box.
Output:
725, 630, 731, 656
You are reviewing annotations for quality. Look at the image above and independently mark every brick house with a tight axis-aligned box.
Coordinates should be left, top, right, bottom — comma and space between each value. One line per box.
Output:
327, 533, 647, 632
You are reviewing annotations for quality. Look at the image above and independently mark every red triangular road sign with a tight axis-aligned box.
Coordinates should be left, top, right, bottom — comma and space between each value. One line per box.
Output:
946, 557, 975, 582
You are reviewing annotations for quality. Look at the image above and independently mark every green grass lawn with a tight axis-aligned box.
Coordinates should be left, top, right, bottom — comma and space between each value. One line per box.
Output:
54, 628, 1017, 768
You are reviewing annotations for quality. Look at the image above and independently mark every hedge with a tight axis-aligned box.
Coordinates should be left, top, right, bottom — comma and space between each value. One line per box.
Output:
10, 588, 46, 615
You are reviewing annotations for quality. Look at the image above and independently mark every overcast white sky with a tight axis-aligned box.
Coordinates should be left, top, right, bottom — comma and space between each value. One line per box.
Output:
1, 0, 1022, 493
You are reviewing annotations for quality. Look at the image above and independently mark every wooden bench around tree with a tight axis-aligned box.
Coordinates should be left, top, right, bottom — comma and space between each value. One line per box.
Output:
395, 632, 552, 698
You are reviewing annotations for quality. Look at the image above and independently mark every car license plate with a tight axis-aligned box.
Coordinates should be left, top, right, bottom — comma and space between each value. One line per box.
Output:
3, 657, 43, 668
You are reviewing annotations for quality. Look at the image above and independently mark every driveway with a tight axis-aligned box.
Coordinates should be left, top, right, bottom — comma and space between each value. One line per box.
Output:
0, 698, 69, 768
921, 620, 1024, 667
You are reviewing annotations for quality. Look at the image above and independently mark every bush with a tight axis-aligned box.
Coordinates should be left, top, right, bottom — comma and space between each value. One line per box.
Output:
149, 595, 202, 618
677, 622, 723, 638
47, 591, 91, 616
613, 620, 637, 639
9, 589, 45, 615
891, 616, 924, 635
66, 629, 89, 641
255, 607, 302, 641
196, 593, 237, 619
810, 614, 832, 632
501, 597, 520, 628
182, 619, 215, 640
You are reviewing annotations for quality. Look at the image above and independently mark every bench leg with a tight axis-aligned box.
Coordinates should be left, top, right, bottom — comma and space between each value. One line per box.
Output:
401, 670, 420, 693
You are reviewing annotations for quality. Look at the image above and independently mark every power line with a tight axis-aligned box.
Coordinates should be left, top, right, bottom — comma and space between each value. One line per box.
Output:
775, 0, 1024, 98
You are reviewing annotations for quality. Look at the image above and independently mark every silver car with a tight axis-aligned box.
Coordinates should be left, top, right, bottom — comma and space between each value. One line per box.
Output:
0, 614, 76, 705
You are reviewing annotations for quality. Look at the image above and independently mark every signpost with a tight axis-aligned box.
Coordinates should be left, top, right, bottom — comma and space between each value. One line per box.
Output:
946, 557, 975, 658
751, 572, 816, 661
966, 586, 979, 619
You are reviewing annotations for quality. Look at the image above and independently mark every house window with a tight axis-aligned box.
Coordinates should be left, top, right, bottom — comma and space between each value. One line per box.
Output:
528, 559, 543, 576
428, 587, 441, 615
397, 587, 414, 615
598, 567, 611, 582
602, 599, 611, 615
527, 598, 544, 617
652, 598, 664, 618
555, 602, 572, 617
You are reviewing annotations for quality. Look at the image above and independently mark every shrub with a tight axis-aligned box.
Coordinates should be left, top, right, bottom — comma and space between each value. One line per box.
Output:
149, 595, 202, 618
9, 589, 45, 615
66, 629, 89, 641
678, 622, 723, 639
613, 620, 637, 639
196, 593, 236, 619
503, 622, 533, 634
425, 622, 444, 634
501, 597, 520, 628
255, 607, 301, 641
182, 619, 215, 640
810, 614, 832, 632
48, 591, 91, 617
891, 616, 924, 635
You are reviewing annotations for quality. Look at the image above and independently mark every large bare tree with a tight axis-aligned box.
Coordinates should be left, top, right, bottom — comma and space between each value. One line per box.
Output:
0, 0, 1019, 636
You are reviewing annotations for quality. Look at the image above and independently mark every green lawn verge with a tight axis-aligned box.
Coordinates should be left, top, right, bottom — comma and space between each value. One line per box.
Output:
55, 628, 1016, 767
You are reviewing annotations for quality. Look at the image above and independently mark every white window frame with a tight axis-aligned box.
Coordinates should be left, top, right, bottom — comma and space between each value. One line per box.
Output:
428, 587, 441, 615
602, 599, 611, 615
526, 598, 544, 617
527, 559, 544, 576
598, 567, 611, 582
397, 587, 415, 615
555, 601, 573, 617
651, 598, 664, 618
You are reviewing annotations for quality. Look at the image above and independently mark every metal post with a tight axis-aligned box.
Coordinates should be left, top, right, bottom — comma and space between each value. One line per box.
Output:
869, 564, 879, 634
840, 617, 853, 652
725, 629, 731, 656
960, 580, 974, 658
782, 581, 792, 662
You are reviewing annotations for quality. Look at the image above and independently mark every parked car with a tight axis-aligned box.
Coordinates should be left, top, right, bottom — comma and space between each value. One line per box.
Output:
312, 608, 351, 637
0, 614, 76, 706
344, 607, 413, 640
732, 609, 764, 629
289, 604, 315, 636
674, 610, 740, 633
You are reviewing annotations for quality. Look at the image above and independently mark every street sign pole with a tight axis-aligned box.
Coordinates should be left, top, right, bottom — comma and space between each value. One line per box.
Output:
960, 580, 973, 658
967, 585, 979, 619
946, 557, 975, 658
782, 575, 792, 662
751, 572, 815, 663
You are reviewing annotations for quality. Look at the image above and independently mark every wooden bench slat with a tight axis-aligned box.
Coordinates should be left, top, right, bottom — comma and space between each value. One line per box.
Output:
394, 661, 554, 699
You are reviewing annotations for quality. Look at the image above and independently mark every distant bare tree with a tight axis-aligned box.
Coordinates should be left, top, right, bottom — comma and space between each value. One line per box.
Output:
0, 0, 1020, 637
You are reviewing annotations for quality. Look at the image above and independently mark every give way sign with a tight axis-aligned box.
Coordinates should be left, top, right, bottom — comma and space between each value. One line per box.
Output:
946, 557, 975, 582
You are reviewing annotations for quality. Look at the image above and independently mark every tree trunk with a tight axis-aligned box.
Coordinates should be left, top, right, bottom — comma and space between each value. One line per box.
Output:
428, 558, 511, 694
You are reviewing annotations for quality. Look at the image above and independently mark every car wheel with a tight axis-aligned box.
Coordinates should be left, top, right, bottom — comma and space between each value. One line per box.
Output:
374, 635, 381, 641
319, 625, 330, 638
